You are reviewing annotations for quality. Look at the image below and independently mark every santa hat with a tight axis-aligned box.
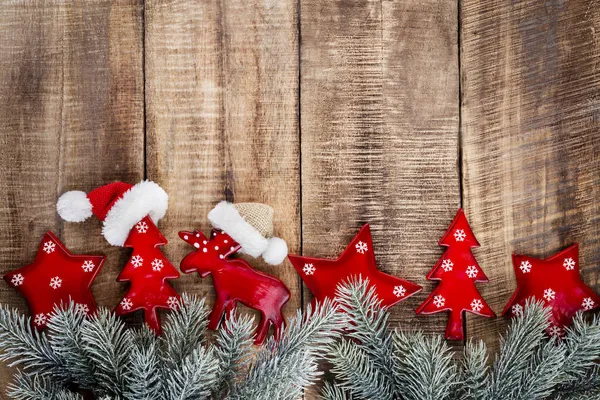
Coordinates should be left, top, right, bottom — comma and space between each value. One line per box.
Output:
208, 201, 288, 265
56, 180, 168, 247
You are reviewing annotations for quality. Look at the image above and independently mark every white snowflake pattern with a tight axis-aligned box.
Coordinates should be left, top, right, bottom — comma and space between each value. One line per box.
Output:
393, 285, 406, 298
131, 255, 143, 268
303, 263, 316, 275
441, 259, 454, 272
120, 298, 133, 311
433, 295, 445, 308
466, 265, 478, 278
512, 303, 524, 317
11, 273, 24, 286
548, 325, 563, 337
453, 229, 466, 242
355, 241, 368, 254
81, 260, 95, 272
49, 276, 62, 289
543, 288, 556, 302
135, 221, 148, 234
167, 296, 179, 310
520, 260, 532, 273
471, 299, 484, 312
76, 304, 90, 314
581, 297, 595, 311
563, 257, 576, 271
151, 258, 164, 272
34, 313, 47, 326
43, 241, 56, 254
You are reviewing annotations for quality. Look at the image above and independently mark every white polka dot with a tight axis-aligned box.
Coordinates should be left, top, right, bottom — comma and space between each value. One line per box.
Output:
183, 235, 189, 240
230, 247, 235, 251
193, 243, 200, 248
224, 240, 228, 244
203, 248, 207, 253
203, 240, 207, 245
196, 233, 200, 238
214, 246, 219, 251
219, 255, 224, 259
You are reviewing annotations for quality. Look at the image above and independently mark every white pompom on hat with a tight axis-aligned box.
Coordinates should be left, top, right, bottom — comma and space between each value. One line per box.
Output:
208, 201, 288, 265
56, 180, 168, 247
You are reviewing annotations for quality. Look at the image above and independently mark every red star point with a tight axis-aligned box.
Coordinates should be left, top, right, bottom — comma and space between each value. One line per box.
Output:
3, 232, 104, 329
503, 244, 600, 337
288, 224, 422, 307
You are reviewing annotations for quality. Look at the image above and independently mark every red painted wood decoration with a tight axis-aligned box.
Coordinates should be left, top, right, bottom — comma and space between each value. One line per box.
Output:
288, 224, 422, 308
416, 209, 495, 340
503, 244, 600, 337
115, 216, 181, 333
3, 232, 104, 329
179, 229, 290, 345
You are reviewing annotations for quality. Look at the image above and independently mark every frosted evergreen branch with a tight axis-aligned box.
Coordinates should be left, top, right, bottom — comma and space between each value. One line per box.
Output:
126, 327, 163, 400
47, 303, 96, 388
80, 307, 132, 397
335, 278, 397, 392
458, 339, 489, 400
484, 299, 551, 399
0, 305, 65, 377
328, 339, 394, 400
321, 381, 354, 400
7, 370, 82, 400
164, 345, 219, 400
213, 312, 255, 397
229, 299, 340, 400
161, 294, 209, 370
393, 330, 457, 400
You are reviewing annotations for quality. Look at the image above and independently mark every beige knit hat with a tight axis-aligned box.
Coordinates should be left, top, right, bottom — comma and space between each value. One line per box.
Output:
207, 201, 288, 265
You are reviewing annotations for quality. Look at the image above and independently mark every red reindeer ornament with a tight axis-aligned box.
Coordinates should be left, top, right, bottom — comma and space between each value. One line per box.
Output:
179, 202, 291, 344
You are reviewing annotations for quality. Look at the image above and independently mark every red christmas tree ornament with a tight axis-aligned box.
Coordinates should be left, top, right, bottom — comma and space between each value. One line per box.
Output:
3, 232, 105, 329
503, 244, 600, 337
56, 180, 180, 333
179, 201, 290, 345
416, 209, 495, 341
288, 224, 422, 308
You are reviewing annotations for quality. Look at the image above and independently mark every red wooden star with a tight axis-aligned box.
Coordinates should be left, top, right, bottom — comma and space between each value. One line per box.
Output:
503, 244, 600, 337
3, 232, 104, 329
288, 224, 422, 307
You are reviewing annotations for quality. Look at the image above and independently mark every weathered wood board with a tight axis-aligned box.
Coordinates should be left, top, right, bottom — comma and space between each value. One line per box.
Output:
0, 0, 145, 393
144, 0, 301, 322
462, 0, 600, 353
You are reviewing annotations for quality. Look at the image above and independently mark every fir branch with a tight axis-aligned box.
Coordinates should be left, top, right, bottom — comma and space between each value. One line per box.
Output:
484, 299, 551, 399
321, 381, 354, 400
46, 303, 96, 388
0, 305, 65, 377
328, 339, 394, 400
229, 299, 340, 400
393, 330, 457, 400
7, 370, 82, 400
335, 278, 397, 392
126, 326, 162, 400
164, 345, 219, 400
458, 339, 489, 400
80, 308, 132, 397
161, 294, 209, 370
213, 312, 255, 397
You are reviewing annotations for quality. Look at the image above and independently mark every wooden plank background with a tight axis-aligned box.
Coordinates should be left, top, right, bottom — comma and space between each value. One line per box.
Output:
0, 0, 598, 397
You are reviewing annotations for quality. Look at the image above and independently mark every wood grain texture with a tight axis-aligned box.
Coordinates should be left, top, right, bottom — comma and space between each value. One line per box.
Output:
300, 0, 459, 334
145, 0, 300, 321
0, 0, 144, 393
462, 0, 600, 353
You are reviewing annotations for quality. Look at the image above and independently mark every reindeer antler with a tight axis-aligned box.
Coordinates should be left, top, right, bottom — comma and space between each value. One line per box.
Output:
178, 230, 208, 249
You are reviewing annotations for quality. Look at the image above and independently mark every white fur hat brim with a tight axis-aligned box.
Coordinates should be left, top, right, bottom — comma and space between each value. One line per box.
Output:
208, 201, 288, 265
102, 180, 168, 246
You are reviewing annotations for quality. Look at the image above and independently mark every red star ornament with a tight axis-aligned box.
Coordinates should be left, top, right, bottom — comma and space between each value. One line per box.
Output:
3, 232, 104, 329
288, 224, 422, 307
503, 244, 600, 337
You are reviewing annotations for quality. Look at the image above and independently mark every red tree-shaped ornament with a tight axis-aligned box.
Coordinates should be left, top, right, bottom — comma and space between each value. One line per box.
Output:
116, 216, 180, 333
416, 209, 495, 340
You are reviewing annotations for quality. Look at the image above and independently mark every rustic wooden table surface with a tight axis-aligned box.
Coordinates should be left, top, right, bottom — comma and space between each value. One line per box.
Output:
0, 0, 598, 397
